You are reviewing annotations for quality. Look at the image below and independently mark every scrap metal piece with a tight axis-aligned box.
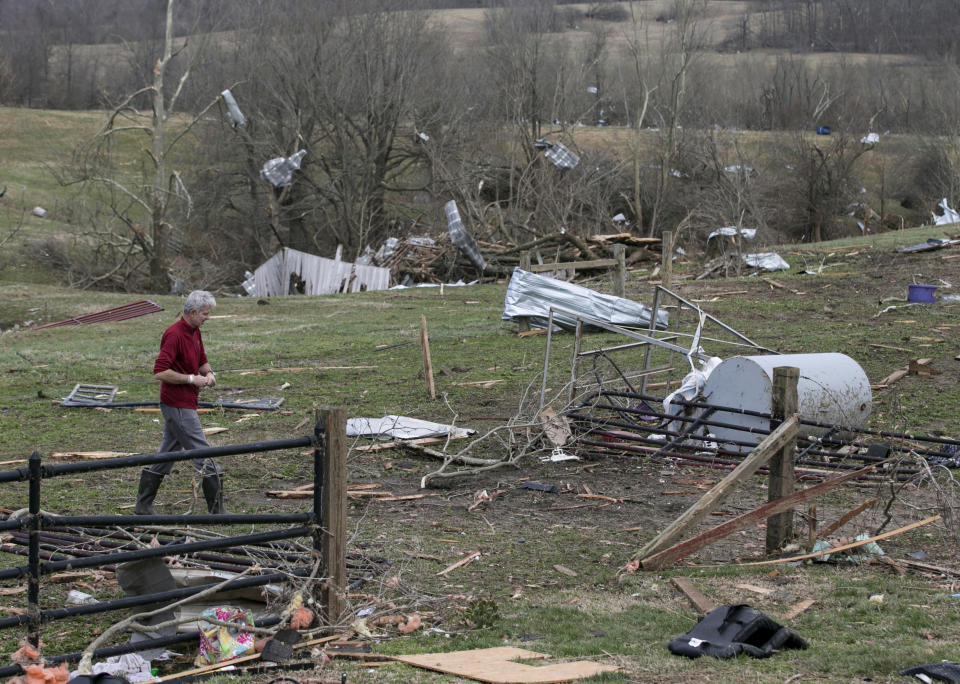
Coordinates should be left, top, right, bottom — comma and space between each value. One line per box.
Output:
61, 384, 118, 405
545, 142, 580, 169
35, 300, 163, 330
444, 201, 486, 271
260, 150, 306, 188
502, 267, 668, 331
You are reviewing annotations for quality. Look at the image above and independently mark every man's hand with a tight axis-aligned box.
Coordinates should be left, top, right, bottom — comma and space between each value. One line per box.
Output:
205, 371, 217, 388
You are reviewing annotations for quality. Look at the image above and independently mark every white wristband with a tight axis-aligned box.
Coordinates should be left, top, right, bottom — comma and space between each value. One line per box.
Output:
188, 374, 194, 385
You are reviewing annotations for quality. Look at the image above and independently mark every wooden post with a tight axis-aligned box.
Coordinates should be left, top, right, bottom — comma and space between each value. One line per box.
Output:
420, 314, 436, 400
637, 416, 798, 561
568, 319, 583, 405
518, 252, 532, 332
321, 408, 347, 625
661, 230, 673, 289
766, 366, 799, 554
612, 244, 626, 298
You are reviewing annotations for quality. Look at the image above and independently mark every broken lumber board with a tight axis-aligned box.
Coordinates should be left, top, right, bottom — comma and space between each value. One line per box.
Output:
893, 557, 960, 577
873, 368, 907, 389
818, 498, 877, 540
641, 460, 883, 570
437, 551, 481, 576
735, 583, 774, 596
392, 646, 619, 683
636, 416, 799, 560
732, 515, 941, 567
538, 407, 572, 447
782, 599, 817, 621
527, 258, 616, 272
353, 434, 469, 453
670, 577, 715, 616
908, 358, 940, 375
49, 451, 135, 460
869, 343, 913, 352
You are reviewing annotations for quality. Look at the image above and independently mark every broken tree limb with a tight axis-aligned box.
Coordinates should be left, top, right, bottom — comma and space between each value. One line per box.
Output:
818, 498, 877, 540
636, 415, 799, 561
733, 515, 941, 567
353, 434, 469, 453
670, 577, 715, 616
641, 460, 883, 570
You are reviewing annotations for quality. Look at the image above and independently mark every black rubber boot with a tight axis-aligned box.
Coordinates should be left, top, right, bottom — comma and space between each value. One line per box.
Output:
134, 470, 165, 515
202, 473, 228, 514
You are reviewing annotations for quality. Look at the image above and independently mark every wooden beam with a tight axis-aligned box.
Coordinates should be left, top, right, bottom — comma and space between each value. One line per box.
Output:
613, 244, 626, 298
767, 367, 799, 553
636, 415, 798, 561
661, 230, 673, 289
420, 314, 436, 400
733, 515, 941, 567
526, 258, 617, 272
641, 459, 881, 570
671, 577, 715, 616
818, 498, 877, 540
321, 408, 347, 624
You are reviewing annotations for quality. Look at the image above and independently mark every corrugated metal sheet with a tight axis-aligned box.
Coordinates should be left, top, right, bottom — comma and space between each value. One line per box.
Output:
252, 247, 390, 297
35, 300, 164, 330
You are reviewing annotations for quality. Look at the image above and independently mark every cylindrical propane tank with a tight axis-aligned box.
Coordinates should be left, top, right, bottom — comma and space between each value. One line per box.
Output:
699, 353, 872, 454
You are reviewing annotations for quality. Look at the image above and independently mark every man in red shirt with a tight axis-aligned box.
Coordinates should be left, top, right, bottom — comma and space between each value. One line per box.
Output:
135, 290, 228, 515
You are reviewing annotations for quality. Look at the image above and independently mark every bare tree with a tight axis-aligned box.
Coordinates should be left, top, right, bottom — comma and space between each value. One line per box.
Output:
58, 0, 217, 291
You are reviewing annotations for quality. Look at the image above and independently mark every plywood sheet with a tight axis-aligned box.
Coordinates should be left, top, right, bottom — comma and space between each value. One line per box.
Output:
392, 646, 618, 683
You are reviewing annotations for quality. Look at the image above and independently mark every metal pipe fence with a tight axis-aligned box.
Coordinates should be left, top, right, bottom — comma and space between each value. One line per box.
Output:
0, 426, 328, 679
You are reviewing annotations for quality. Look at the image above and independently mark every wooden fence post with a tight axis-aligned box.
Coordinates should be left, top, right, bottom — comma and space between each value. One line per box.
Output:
766, 366, 799, 554
420, 314, 436, 400
661, 230, 673, 289
613, 243, 626, 298
321, 408, 347, 625
517, 252, 532, 332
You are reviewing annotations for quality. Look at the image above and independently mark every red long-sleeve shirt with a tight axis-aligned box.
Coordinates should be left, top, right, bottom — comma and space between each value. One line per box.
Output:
154, 317, 207, 409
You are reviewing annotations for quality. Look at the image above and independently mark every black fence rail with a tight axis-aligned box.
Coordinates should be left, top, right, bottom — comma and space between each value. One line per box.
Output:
0, 424, 331, 679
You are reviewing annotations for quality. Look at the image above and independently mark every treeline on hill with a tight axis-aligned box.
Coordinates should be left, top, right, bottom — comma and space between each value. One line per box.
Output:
3, 0, 960, 293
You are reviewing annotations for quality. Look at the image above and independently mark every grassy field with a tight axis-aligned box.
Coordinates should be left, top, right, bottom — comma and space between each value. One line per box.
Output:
2, 228, 960, 681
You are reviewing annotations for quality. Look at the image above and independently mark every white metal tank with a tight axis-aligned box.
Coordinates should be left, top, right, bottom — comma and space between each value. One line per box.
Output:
700, 353, 872, 454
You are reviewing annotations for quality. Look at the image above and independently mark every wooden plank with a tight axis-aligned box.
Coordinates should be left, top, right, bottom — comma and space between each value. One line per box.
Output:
636, 415, 798, 560
392, 646, 619, 683
733, 515, 941, 567
612, 244, 626, 298
437, 551, 481, 576
420, 314, 436, 400
818, 498, 877, 539
767, 367, 799, 553
641, 460, 882, 570
735, 583, 774, 596
321, 408, 347, 624
526, 258, 616, 272
671, 577, 715, 616
782, 599, 817, 621
661, 230, 673, 289
48, 451, 135, 460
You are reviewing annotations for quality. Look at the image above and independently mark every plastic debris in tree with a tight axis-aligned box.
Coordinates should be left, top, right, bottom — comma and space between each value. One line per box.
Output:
933, 197, 960, 226
860, 132, 879, 145
743, 252, 789, 271
707, 227, 756, 242
220, 89, 246, 129
260, 149, 306, 188
545, 142, 580, 169
444, 200, 487, 271
32, 206, 47, 217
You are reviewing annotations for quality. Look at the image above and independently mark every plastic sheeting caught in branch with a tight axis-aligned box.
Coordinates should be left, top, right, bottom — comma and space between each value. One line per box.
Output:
260, 149, 306, 188
708, 227, 756, 242
220, 89, 246, 129
445, 200, 487, 271
933, 197, 960, 226
545, 142, 580, 169
743, 252, 789, 271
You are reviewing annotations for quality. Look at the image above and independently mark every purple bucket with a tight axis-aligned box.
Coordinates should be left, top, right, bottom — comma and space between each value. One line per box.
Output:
907, 284, 937, 303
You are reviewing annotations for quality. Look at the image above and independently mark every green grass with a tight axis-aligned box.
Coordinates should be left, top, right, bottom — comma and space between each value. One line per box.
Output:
1, 252, 959, 682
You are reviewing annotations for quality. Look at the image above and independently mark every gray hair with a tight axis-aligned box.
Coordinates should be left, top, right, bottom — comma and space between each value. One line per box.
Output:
183, 290, 216, 314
